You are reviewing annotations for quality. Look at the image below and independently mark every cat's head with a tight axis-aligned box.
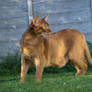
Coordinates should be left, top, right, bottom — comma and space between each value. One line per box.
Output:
30, 16, 51, 35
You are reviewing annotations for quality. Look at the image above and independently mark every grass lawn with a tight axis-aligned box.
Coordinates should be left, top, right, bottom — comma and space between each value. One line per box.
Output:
0, 71, 92, 92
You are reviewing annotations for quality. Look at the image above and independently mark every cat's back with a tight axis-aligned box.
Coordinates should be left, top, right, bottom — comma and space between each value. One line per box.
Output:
43, 29, 83, 49
52, 29, 82, 37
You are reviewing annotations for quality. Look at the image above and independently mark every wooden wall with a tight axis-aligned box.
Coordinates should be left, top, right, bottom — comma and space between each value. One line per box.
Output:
0, 0, 28, 57
0, 0, 92, 57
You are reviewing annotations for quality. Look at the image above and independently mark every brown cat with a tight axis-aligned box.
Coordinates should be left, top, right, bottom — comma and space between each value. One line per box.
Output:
20, 16, 92, 82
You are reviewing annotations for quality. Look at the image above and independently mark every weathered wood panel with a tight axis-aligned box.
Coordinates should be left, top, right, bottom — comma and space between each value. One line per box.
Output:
33, 0, 90, 9
0, 41, 19, 57
0, 27, 27, 41
34, 8, 91, 24
33, 0, 90, 14
0, 17, 27, 30
0, 0, 92, 57
33, 0, 92, 42
0, 0, 28, 56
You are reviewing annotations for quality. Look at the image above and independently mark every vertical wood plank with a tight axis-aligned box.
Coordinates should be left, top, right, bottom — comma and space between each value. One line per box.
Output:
27, 0, 33, 24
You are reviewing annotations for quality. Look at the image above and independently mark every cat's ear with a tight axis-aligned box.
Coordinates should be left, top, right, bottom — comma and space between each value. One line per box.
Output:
32, 16, 40, 26
42, 16, 48, 21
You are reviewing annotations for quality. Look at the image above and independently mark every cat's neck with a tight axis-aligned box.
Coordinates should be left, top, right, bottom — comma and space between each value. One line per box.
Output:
23, 25, 43, 42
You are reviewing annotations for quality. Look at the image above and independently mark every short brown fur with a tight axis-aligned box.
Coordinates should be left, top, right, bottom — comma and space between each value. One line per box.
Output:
20, 16, 92, 82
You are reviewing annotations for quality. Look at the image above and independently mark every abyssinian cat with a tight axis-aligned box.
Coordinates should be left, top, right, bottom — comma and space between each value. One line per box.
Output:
20, 16, 92, 82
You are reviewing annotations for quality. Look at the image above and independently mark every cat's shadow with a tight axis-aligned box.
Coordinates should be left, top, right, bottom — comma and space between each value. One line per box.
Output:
0, 77, 20, 83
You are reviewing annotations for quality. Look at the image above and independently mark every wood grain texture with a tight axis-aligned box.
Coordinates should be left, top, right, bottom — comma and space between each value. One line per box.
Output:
0, 41, 19, 56
0, 0, 28, 56
0, 0, 92, 57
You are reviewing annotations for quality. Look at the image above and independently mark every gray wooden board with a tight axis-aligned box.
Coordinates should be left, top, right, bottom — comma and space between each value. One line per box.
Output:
50, 21, 92, 32
0, 27, 27, 41
0, 17, 28, 29
32, 0, 90, 5
0, 0, 28, 20
0, 0, 27, 6
33, 0, 90, 10
0, 0, 92, 57
0, 0, 28, 57
34, 8, 91, 24
0, 11, 27, 20
0, 41, 20, 56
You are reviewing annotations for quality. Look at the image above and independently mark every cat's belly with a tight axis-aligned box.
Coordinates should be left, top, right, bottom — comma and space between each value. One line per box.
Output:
44, 43, 67, 67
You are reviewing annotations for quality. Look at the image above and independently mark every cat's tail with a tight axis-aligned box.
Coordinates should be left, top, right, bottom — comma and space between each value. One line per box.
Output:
82, 34, 92, 65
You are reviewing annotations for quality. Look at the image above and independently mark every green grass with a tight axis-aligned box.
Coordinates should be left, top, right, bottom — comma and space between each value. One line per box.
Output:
0, 72, 92, 92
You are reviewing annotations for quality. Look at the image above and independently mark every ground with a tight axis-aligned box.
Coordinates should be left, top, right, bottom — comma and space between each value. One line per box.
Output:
0, 71, 92, 92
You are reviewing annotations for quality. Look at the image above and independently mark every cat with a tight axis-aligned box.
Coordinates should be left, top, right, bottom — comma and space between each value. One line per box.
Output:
20, 16, 92, 82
